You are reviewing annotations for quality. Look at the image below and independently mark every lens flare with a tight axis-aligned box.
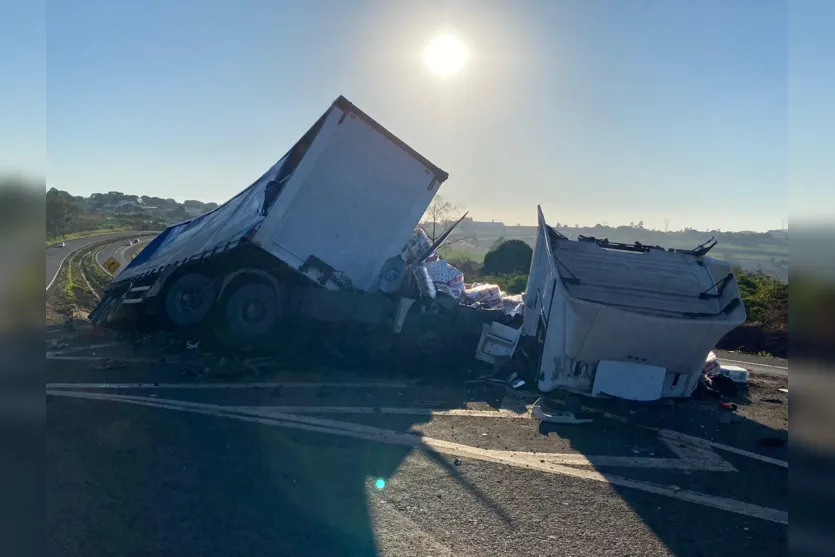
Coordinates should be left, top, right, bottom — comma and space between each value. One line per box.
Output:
375, 478, 386, 490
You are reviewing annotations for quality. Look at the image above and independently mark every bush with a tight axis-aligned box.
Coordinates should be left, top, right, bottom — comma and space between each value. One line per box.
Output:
483, 239, 533, 275
501, 273, 529, 294
444, 256, 482, 276
734, 268, 787, 329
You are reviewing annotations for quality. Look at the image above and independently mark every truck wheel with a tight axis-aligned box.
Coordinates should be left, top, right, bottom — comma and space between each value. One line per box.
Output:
223, 282, 279, 339
164, 273, 215, 326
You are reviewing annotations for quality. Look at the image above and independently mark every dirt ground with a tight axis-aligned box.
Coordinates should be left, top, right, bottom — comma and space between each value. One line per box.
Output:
46, 242, 111, 326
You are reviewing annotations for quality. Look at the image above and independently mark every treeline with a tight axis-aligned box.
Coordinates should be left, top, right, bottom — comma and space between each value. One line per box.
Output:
444, 239, 788, 356
46, 188, 218, 240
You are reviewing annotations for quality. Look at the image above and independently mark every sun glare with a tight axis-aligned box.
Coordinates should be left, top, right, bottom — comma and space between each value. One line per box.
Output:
422, 34, 469, 77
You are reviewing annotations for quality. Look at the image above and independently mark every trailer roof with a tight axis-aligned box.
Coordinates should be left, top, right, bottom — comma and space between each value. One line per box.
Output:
332, 96, 449, 184
551, 238, 727, 316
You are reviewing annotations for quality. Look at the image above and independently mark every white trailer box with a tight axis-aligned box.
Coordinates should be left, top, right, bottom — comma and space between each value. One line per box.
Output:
95, 96, 450, 340
521, 207, 746, 399
115, 96, 448, 294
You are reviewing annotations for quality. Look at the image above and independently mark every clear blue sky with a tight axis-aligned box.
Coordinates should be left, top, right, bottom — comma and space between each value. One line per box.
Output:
5, 0, 831, 231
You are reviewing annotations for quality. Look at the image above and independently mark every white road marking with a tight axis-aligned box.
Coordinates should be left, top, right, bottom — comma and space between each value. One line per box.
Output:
79, 261, 100, 300
558, 399, 790, 470
46, 356, 170, 363
46, 380, 421, 389
46, 245, 82, 291
663, 430, 789, 469
47, 390, 787, 524
47, 378, 790, 470
46, 342, 121, 356
720, 357, 788, 371
230, 405, 533, 419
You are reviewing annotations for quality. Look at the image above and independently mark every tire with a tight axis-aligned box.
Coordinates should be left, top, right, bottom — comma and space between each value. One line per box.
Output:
164, 273, 215, 326
222, 282, 280, 340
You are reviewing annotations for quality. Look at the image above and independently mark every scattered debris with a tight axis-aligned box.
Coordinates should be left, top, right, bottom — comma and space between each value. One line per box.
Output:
48, 338, 68, 349
186, 341, 200, 350
712, 364, 750, 384
454, 458, 462, 466
761, 398, 784, 404
532, 398, 593, 424
718, 402, 738, 411
696, 376, 722, 398
709, 374, 739, 397
778, 388, 788, 394
700, 351, 750, 398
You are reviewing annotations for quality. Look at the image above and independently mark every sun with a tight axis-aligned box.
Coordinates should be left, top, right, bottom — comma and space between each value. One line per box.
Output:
422, 34, 469, 77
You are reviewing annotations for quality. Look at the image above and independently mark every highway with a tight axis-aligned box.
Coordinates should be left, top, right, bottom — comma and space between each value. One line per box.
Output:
46, 233, 150, 290
46, 328, 788, 557
95, 236, 153, 277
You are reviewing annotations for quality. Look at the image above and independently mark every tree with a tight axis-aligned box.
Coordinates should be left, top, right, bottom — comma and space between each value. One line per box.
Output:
46, 188, 77, 239
490, 236, 506, 250
422, 195, 457, 242
420, 195, 471, 246
483, 239, 533, 275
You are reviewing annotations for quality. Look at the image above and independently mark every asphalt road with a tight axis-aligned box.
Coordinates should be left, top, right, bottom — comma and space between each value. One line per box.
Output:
95, 236, 153, 277
46, 328, 788, 557
713, 350, 788, 377
46, 233, 149, 290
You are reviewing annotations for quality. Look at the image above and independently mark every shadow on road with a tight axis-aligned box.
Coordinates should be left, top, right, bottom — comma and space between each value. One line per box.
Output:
46, 324, 788, 556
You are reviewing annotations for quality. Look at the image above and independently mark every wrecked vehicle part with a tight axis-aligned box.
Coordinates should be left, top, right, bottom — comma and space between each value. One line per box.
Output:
519, 206, 747, 400
90, 96, 453, 350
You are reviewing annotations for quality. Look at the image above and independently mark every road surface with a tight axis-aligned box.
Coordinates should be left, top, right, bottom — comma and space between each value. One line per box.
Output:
95, 236, 153, 277
46, 233, 150, 290
46, 328, 788, 557
713, 350, 788, 377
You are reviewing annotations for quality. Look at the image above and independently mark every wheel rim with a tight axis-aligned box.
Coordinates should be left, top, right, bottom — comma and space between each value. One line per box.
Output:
239, 298, 268, 324
226, 283, 279, 338
175, 287, 203, 314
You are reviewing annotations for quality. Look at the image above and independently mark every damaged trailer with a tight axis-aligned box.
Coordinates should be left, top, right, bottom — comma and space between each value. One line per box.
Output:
90, 96, 502, 351
515, 207, 747, 400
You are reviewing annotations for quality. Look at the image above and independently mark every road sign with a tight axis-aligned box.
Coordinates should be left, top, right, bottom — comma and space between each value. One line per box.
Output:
103, 257, 121, 274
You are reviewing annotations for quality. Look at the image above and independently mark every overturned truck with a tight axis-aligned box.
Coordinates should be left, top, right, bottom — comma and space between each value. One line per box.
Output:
90, 96, 506, 360
90, 95, 748, 399
514, 207, 747, 400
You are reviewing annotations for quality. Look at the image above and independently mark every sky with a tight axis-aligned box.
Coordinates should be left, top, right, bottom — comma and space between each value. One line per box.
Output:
2, 0, 831, 232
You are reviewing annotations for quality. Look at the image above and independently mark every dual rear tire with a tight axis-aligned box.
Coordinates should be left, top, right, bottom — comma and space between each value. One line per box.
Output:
164, 273, 282, 345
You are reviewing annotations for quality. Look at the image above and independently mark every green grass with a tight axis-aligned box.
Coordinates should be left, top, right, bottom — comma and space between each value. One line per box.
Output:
61, 253, 77, 313
46, 228, 159, 247
438, 245, 486, 264
46, 228, 133, 246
